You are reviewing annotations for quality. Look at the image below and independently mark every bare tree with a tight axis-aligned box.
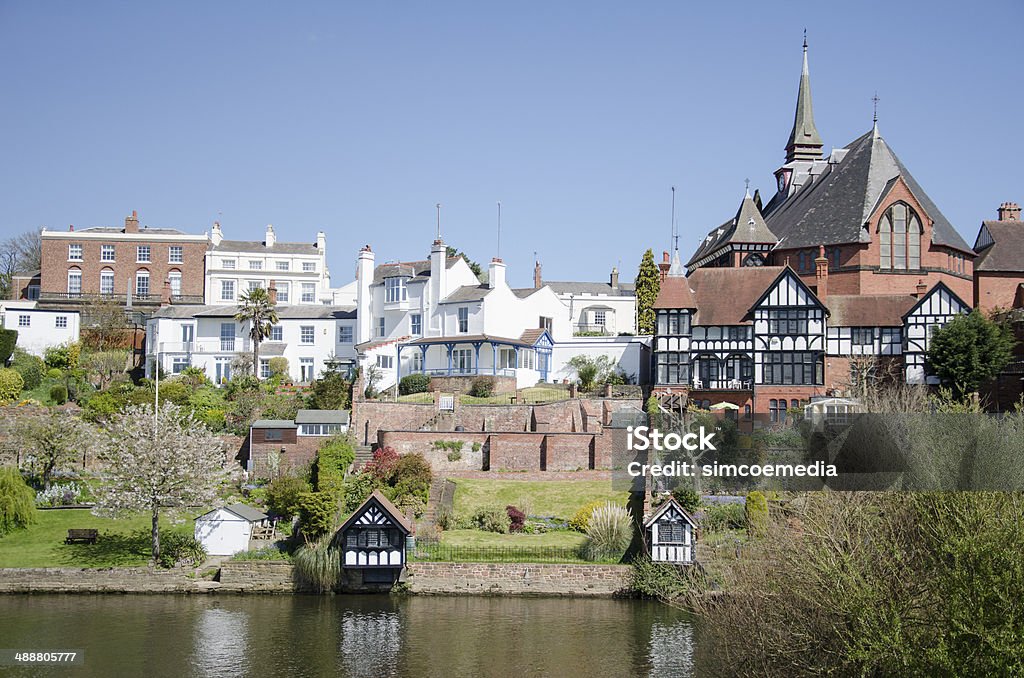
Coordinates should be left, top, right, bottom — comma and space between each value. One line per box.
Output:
79, 350, 130, 390
94, 402, 228, 561
0, 228, 42, 298
15, 409, 99, 488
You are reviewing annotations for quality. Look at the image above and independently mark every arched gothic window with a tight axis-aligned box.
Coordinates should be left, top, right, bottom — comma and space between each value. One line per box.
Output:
878, 202, 922, 270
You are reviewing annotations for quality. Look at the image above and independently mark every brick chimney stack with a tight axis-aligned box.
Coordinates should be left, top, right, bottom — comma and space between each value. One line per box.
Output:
610, 267, 619, 289
915, 279, 928, 298
997, 202, 1021, 221
814, 245, 828, 301
658, 251, 671, 281
533, 260, 542, 289
124, 210, 139, 233
268, 279, 278, 305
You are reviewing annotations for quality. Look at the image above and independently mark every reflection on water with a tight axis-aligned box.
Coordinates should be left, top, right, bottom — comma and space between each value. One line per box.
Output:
0, 594, 697, 678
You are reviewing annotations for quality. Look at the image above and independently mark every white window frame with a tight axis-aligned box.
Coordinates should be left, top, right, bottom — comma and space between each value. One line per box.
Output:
68, 244, 83, 261
222, 259, 236, 269
18, 315, 30, 328
221, 279, 235, 301
498, 348, 517, 369
171, 357, 190, 374
276, 261, 289, 271
300, 325, 315, 344
302, 261, 316, 272
100, 268, 115, 295
135, 270, 150, 297
67, 268, 82, 295
270, 325, 283, 341
168, 246, 183, 264
301, 283, 316, 303
453, 348, 473, 373
376, 354, 394, 370
220, 323, 235, 352
410, 314, 422, 336
299, 357, 314, 381
100, 244, 115, 262
56, 315, 68, 329
277, 282, 290, 303
457, 307, 469, 333
249, 260, 262, 270
169, 271, 182, 296
137, 245, 151, 263
377, 317, 385, 337
385, 277, 407, 303
338, 326, 353, 343
260, 359, 270, 379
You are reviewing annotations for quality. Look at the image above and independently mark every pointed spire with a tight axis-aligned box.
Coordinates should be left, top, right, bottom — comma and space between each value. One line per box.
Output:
785, 34, 824, 163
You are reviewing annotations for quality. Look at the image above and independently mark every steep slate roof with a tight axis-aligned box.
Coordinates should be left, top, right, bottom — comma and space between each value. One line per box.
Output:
974, 221, 1024, 272
372, 257, 460, 284
212, 239, 321, 255
545, 281, 635, 296
150, 304, 355, 319
826, 294, 916, 327
786, 41, 824, 162
339, 490, 413, 534
688, 193, 778, 266
686, 266, 790, 325
761, 130, 972, 253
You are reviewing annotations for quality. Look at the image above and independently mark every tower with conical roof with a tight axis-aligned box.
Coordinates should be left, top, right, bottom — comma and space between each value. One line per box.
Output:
785, 35, 824, 163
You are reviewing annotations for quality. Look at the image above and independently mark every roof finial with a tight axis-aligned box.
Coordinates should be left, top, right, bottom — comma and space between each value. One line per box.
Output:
435, 203, 442, 241
744, 178, 751, 198
670, 186, 679, 252
803, 28, 807, 50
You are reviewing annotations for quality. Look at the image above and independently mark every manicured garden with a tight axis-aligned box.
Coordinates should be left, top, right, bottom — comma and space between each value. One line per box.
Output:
448, 478, 629, 523
0, 508, 197, 568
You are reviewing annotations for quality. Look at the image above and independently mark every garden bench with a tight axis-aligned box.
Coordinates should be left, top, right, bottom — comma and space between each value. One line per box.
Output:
65, 529, 99, 545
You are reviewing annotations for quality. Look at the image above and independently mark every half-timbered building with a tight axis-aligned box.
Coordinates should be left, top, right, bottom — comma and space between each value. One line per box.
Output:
644, 497, 697, 564
338, 490, 412, 576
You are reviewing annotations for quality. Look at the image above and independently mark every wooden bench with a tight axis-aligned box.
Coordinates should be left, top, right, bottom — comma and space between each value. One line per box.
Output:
65, 529, 99, 545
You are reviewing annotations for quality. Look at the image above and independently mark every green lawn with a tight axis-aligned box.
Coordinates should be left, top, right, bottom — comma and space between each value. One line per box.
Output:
0, 508, 196, 568
439, 528, 587, 548
452, 478, 628, 522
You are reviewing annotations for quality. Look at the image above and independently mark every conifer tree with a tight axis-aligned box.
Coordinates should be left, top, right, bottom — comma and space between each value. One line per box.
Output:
635, 249, 661, 335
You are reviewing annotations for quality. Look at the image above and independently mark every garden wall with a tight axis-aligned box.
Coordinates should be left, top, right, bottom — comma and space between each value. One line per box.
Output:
428, 375, 516, 395
405, 562, 631, 597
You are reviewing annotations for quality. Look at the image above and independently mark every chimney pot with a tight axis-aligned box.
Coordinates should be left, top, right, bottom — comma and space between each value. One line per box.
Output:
610, 267, 619, 289
533, 260, 542, 289
997, 201, 1021, 221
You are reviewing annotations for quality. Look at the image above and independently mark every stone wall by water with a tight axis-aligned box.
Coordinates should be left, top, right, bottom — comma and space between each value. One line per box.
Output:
406, 563, 631, 597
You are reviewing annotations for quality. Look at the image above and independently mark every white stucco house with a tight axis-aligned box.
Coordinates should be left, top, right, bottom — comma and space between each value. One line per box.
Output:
353, 238, 575, 390
194, 503, 270, 556
0, 301, 81, 357
204, 223, 335, 306
543, 267, 638, 336
145, 304, 357, 384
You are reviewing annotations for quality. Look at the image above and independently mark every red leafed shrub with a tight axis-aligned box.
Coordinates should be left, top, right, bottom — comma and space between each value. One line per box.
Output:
506, 505, 526, 533
364, 446, 400, 483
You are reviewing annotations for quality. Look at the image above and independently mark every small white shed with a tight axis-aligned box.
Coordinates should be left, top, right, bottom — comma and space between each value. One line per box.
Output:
194, 503, 270, 556
644, 496, 697, 564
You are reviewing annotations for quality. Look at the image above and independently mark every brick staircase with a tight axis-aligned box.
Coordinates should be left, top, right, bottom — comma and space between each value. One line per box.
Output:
353, 445, 374, 471
417, 410, 455, 432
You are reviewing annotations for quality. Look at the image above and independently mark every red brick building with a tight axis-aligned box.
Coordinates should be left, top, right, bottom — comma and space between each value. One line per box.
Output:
38, 211, 208, 310
972, 202, 1024, 313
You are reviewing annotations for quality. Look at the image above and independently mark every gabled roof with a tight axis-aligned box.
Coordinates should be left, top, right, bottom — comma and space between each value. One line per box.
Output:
974, 221, 1024, 272
762, 130, 972, 253
826, 294, 916, 327
372, 257, 460, 285
901, 281, 971, 321
686, 266, 790, 325
688, 193, 778, 266
212, 239, 320, 255
196, 503, 269, 522
643, 496, 696, 529
440, 285, 493, 304
339, 490, 413, 534
519, 329, 553, 345
295, 409, 350, 425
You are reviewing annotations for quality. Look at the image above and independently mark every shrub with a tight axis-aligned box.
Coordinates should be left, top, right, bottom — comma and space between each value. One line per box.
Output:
297, 491, 337, 541
341, 472, 381, 514
392, 453, 432, 502
0, 368, 24, 404
583, 503, 632, 561
471, 442, 481, 452
399, 373, 431, 395
630, 556, 705, 601
267, 357, 289, 379
569, 500, 606, 533
10, 351, 42, 390
745, 491, 769, 537
506, 505, 526, 532
46, 368, 64, 380
265, 474, 311, 519
364, 446, 400, 483
473, 506, 511, 534
157, 533, 207, 568
232, 545, 290, 561
468, 376, 496, 398
701, 502, 747, 532
49, 384, 68, 405
0, 466, 36, 536
0, 329, 16, 365
293, 537, 340, 593
671, 487, 702, 514
447, 449, 462, 462
314, 436, 355, 497
82, 391, 124, 421
436, 505, 454, 531
155, 380, 190, 405
306, 370, 352, 410
44, 342, 80, 371
35, 482, 81, 507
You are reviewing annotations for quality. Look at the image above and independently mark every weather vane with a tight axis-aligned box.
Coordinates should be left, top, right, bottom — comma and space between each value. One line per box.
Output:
872, 92, 880, 124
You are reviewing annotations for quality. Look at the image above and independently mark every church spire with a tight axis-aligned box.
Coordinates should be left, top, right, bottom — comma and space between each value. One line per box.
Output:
785, 33, 824, 163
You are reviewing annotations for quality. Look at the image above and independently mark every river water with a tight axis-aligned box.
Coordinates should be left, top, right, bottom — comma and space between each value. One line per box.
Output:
0, 594, 697, 677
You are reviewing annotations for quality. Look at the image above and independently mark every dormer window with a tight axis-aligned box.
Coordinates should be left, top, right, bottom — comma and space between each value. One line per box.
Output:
384, 276, 408, 303
878, 202, 922, 270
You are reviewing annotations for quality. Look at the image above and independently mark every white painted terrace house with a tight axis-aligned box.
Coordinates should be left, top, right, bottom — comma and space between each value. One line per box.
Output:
354, 238, 573, 390
145, 304, 357, 384
0, 301, 81, 357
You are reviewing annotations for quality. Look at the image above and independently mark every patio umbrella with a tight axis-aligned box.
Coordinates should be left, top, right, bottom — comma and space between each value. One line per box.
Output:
708, 402, 740, 411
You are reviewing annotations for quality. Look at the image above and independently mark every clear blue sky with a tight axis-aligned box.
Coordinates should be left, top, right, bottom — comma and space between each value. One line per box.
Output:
1, 1, 1020, 287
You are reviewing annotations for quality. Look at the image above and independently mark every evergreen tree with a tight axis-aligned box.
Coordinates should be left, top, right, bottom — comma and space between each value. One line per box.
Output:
927, 309, 1016, 396
635, 248, 661, 335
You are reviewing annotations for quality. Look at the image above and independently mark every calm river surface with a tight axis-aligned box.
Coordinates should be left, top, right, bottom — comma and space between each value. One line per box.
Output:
0, 594, 698, 677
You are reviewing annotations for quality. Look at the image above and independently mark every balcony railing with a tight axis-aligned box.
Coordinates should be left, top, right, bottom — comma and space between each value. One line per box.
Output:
39, 292, 203, 305
574, 323, 612, 336
150, 339, 252, 356
424, 368, 517, 378
690, 378, 752, 391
